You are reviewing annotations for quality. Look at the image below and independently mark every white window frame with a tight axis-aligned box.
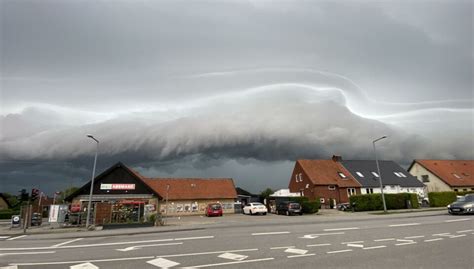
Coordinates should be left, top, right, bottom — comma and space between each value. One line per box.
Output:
347, 188, 356, 197
328, 185, 336, 191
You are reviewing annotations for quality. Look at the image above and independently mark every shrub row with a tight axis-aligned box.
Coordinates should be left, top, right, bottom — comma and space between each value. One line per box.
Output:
349, 193, 419, 211
428, 192, 457, 207
289, 196, 320, 214
0, 209, 20, 219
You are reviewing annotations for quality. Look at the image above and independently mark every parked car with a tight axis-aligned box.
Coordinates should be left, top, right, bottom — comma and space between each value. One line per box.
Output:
243, 202, 268, 215
205, 203, 223, 217
447, 194, 474, 215
276, 201, 302, 216
30, 212, 42, 226
337, 203, 351, 211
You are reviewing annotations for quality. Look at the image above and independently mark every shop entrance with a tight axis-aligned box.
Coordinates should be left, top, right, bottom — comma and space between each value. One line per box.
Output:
111, 200, 145, 223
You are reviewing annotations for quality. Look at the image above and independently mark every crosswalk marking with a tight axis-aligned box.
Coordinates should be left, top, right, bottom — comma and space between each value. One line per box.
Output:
284, 248, 308, 255
70, 263, 99, 269
147, 258, 180, 268
218, 253, 248, 261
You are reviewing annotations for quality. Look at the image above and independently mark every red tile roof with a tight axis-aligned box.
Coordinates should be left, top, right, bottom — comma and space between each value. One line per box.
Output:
414, 160, 474, 187
143, 178, 237, 200
297, 159, 361, 187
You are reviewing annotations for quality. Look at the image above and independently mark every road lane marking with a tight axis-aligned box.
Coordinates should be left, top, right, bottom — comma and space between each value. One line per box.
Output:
218, 253, 248, 261
448, 234, 467, 238
70, 262, 99, 269
300, 232, 344, 239
0, 251, 56, 257
432, 233, 451, 236
404, 235, 424, 239
424, 238, 443, 242
445, 218, 471, 223
307, 243, 331, 247
374, 238, 395, 242
284, 248, 308, 255
11, 256, 156, 266
174, 236, 214, 241
147, 257, 179, 268
187, 258, 275, 268
158, 249, 259, 258
270, 246, 295, 249
252, 231, 290, 236
389, 223, 420, 227
0, 236, 10, 239
6, 235, 27, 241
396, 239, 415, 243
327, 249, 352, 254
456, 229, 473, 233
341, 241, 364, 244
52, 238, 84, 248
0, 265, 17, 269
346, 243, 364, 248
395, 242, 417, 246
363, 246, 386, 250
116, 242, 183, 252
323, 227, 359, 232
287, 254, 316, 258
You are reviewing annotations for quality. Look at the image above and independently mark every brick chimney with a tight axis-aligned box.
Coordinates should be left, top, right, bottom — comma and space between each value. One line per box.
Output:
332, 155, 342, 162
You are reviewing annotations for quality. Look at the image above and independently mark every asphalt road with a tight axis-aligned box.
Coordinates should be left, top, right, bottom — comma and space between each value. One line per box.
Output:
0, 212, 473, 269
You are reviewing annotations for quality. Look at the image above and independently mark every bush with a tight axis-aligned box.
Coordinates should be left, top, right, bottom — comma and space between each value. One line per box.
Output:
350, 193, 420, 211
428, 192, 457, 207
456, 191, 474, 196
0, 209, 20, 219
302, 201, 319, 214
289, 196, 310, 204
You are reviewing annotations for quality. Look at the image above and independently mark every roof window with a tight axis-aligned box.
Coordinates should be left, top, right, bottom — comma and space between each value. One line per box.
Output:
338, 172, 347, 179
394, 172, 402, 177
356, 172, 364, 177
453, 173, 462, 179
371, 172, 379, 178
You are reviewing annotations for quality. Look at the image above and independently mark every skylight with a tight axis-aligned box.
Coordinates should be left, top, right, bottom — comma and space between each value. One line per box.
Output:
371, 172, 379, 178
338, 172, 347, 179
453, 173, 462, 179
356, 172, 364, 177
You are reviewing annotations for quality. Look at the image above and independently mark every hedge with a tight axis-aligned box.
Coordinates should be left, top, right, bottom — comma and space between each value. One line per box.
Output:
0, 209, 20, 219
349, 193, 419, 211
428, 192, 457, 207
289, 196, 319, 214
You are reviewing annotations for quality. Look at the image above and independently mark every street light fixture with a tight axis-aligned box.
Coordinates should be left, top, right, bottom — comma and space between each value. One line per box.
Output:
85, 134, 99, 229
373, 135, 387, 213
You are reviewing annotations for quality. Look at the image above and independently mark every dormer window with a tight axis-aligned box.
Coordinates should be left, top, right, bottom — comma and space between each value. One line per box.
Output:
338, 172, 347, 179
356, 172, 364, 177
305, 184, 309, 189
371, 172, 379, 178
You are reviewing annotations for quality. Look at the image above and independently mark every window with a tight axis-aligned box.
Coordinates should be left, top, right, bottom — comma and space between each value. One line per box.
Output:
454, 189, 459, 192
356, 172, 364, 177
463, 189, 468, 191
394, 172, 402, 177
453, 173, 462, 179
328, 185, 336, 191
471, 188, 474, 191
390, 186, 396, 189
347, 188, 356, 197
338, 172, 347, 179
371, 172, 379, 178
320, 198, 325, 204
399, 172, 407, 178
305, 184, 309, 189
365, 188, 374, 194
295, 173, 303, 182
421, 175, 430, 182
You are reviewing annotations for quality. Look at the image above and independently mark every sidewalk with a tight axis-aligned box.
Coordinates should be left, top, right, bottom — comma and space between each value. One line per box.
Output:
0, 207, 447, 239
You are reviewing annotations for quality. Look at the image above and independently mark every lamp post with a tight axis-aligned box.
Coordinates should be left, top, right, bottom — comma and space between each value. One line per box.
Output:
373, 136, 388, 213
85, 134, 99, 228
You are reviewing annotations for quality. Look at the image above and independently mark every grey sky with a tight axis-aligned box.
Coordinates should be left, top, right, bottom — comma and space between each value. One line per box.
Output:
1, 0, 473, 194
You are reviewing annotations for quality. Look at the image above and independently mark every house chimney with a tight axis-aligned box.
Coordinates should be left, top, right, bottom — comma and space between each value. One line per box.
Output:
332, 155, 342, 162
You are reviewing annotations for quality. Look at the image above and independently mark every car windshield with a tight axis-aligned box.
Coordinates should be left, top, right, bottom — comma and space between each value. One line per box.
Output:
211, 204, 221, 210
252, 203, 263, 206
461, 195, 474, 202
289, 203, 300, 209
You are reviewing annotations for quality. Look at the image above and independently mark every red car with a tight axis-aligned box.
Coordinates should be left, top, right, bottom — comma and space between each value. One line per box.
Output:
205, 203, 223, 217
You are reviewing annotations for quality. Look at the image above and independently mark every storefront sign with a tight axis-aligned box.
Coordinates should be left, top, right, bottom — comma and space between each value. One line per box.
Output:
71, 203, 81, 213
100, 183, 135, 190
49, 205, 60, 222
11, 215, 20, 228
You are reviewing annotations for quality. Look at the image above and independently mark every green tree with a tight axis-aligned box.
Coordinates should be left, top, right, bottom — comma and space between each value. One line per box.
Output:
259, 188, 274, 201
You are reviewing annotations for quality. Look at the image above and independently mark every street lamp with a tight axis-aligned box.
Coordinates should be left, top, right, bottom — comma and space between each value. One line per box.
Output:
85, 134, 99, 228
373, 135, 387, 213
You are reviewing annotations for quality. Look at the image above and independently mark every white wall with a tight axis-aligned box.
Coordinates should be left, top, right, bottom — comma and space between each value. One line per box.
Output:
361, 186, 425, 197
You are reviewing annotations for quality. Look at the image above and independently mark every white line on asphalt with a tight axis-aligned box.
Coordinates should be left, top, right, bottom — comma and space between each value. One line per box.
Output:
456, 229, 473, 233
174, 236, 214, 241
445, 218, 471, 223
116, 242, 183, 252
341, 241, 364, 244
363, 246, 386, 250
323, 227, 359, 232
251, 231, 290, 236
432, 233, 451, 236
346, 243, 364, 248
158, 248, 260, 258
6, 235, 27, 241
307, 243, 331, 247
11, 256, 156, 266
448, 234, 467, 239
270, 246, 295, 250
327, 249, 353, 254
287, 254, 316, 258
0, 236, 10, 239
52, 238, 84, 248
0, 251, 56, 257
187, 258, 275, 268
424, 238, 443, 242
374, 238, 396, 242
396, 239, 415, 243
404, 235, 425, 239
395, 242, 417, 246
389, 223, 420, 227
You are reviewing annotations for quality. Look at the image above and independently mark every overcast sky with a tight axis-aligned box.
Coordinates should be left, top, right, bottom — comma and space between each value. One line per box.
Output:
1, 0, 473, 195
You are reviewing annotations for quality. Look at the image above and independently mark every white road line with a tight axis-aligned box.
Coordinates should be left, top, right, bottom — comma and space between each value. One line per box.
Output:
287, 254, 316, 258
174, 236, 214, 241
445, 218, 471, 223
327, 249, 353, 254
188, 258, 275, 268
158, 249, 259, 258
116, 242, 183, 252
346, 243, 364, 248
374, 238, 396, 242
307, 243, 331, 247
341, 241, 364, 244
270, 246, 295, 250
52, 238, 84, 248
252, 231, 290, 236
449, 234, 467, 238
456, 229, 473, 233
396, 239, 415, 243
395, 242, 417, 246
432, 233, 451, 237
404, 235, 425, 239
389, 223, 420, 227
0, 236, 10, 239
6, 235, 27, 241
11, 256, 156, 266
0, 251, 56, 257
424, 238, 443, 242
323, 227, 359, 232
363, 246, 386, 250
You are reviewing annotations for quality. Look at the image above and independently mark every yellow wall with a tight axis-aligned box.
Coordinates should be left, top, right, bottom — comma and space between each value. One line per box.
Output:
159, 199, 235, 216
409, 163, 452, 192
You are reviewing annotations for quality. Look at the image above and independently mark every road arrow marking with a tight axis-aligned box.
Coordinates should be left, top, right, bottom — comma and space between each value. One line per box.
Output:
116, 242, 182, 252
70, 262, 99, 269
218, 252, 248, 261
300, 232, 344, 239
284, 248, 308, 255
147, 258, 180, 268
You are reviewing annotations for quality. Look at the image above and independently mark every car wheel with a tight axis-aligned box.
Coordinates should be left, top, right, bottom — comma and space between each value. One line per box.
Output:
299, 212, 303, 216
263, 212, 267, 215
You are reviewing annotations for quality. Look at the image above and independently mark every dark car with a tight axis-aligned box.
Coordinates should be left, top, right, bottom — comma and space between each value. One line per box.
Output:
205, 203, 223, 217
447, 194, 474, 215
30, 212, 42, 226
276, 201, 302, 216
